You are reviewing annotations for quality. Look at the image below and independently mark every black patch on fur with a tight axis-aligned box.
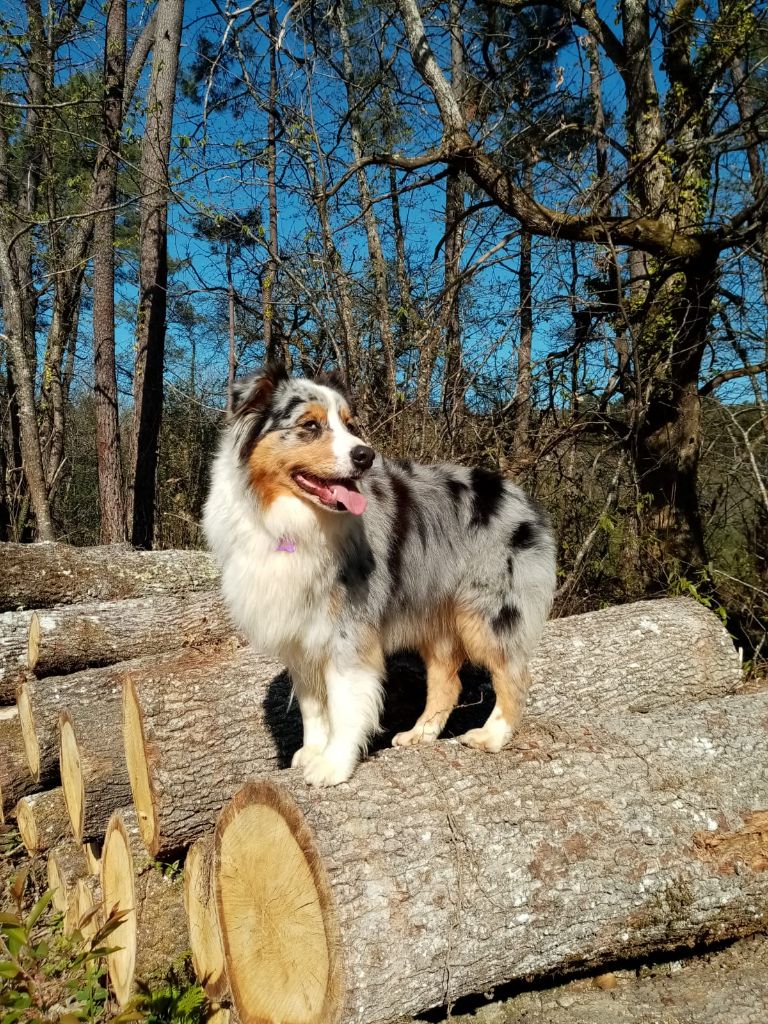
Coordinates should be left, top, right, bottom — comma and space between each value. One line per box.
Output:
338, 537, 376, 600
492, 602, 520, 633
386, 471, 413, 593
507, 555, 515, 575
446, 477, 468, 505
276, 394, 304, 425
371, 479, 386, 502
510, 520, 537, 550
233, 363, 289, 458
469, 467, 505, 528
394, 458, 414, 475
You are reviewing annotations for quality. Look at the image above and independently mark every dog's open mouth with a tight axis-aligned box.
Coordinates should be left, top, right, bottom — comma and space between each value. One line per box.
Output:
293, 472, 367, 515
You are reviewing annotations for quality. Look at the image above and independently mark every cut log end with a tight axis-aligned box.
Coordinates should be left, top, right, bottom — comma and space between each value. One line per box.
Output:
16, 796, 39, 853
214, 781, 342, 1024
27, 612, 40, 673
102, 813, 137, 1006
58, 711, 84, 841
122, 677, 158, 855
184, 837, 227, 1000
47, 841, 89, 912
16, 682, 40, 782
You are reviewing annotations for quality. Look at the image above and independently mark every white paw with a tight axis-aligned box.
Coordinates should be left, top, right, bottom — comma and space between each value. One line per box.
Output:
301, 750, 355, 787
291, 745, 325, 769
459, 726, 511, 753
392, 724, 440, 747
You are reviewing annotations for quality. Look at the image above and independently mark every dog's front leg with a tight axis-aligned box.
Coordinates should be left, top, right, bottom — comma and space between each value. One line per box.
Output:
291, 682, 330, 770
300, 656, 384, 787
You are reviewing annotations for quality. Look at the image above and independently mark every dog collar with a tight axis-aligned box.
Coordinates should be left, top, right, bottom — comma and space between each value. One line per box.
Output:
275, 536, 296, 553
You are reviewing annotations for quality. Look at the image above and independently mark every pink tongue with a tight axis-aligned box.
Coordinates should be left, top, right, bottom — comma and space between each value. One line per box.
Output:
330, 484, 367, 515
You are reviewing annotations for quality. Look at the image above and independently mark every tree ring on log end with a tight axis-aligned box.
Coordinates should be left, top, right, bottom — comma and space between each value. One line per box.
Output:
59, 711, 84, 841
214, 781, 344, 1024
27, 612, 41, 672
102, 814, 137, 1006
122, 676, 158, 854
16, 683, 41, 782
15, 798, 38, 852
184, 837, 228, 1000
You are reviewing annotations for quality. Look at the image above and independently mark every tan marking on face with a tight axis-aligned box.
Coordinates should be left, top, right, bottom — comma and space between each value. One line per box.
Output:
247, 429, 341, 509
298, 403, 329, 428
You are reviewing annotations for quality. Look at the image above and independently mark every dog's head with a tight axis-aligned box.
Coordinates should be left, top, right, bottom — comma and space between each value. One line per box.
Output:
229, 364, 374, 515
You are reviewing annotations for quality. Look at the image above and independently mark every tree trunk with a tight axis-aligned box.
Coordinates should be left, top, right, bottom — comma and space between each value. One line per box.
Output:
123, 598, 740, 856
262, 0, 282, 366
59, 700, 129, 843
27, 591, 234, 678
213, 694, 768, 1024
0, 542, 218, 612
0, 610, 32, 703
0, 709, 41, 821
92, 0, 128, 544
128, 0, 185, 548
226, 242, 237, 414
337, 1, 396, 411
15, 786, 70, 854
184, 835, 228, 1000
102, 808, 188, 1006
511, 214, 533, 465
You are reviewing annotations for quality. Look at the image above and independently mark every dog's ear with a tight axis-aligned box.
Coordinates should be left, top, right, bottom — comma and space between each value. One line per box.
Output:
231, 363, 288, 419
316, 368, 351, 402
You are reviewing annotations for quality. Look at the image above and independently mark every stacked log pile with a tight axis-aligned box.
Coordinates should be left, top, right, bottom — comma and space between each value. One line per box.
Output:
1, 541, 766, 1024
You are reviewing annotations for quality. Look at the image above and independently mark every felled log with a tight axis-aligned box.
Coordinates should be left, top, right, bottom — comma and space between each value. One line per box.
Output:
16, 645, 236, 785
212, 694, 768, 1024
0, 610, 32, 702
101, 808, 188, 1006
0, 709, 41, 821
184, 835, 227, 1000
0, 542, 218, 613
48, 840, 91, 912
27, 591, 235, 678
15, 787, 70, 854
124, 598, 741, 856
59, 697, 130, 842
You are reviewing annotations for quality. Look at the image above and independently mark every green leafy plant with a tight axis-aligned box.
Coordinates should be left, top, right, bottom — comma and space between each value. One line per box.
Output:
0, 868, 125, 1024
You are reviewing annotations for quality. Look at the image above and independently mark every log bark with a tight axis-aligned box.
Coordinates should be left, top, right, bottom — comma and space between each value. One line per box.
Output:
47, 840, 91, 911
17, 644, 237, 785
0, 610, 32, 702
28, 591, 234, 677
213, 694, 768, 1024
184, 835, 228, 1000
15, 787, 70, 854
0, 709, 41, 821
59, 698, 130, 842
0, 542, 218, 612
123, 598, 740, 856
101, 808, 188, 1006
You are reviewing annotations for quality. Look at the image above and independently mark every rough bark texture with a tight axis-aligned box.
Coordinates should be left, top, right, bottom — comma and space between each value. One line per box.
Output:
28, 591, 234, 677
0, 709, 41, 821
47, 840, 91, 912
0, 542, 218, 611
102, 808, 188, 1005
184, 835, 228, 1000
59, 693, 130, 842
215, 695, 768, 1024
15, 787, 70, 854
124, 598, 740, 856
0, 610, 32, 702
431, 933, 768, 1024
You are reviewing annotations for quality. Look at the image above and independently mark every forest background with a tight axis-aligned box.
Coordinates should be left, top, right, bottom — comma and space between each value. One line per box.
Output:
1, 0, 767, 663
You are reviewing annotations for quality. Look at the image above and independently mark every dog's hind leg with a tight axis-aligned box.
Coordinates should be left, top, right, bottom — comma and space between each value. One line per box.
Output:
455, 606, 531, 752
392, 641, 461, 747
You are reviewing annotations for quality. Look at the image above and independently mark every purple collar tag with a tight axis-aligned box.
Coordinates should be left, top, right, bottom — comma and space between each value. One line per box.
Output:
275, 536, 296, 553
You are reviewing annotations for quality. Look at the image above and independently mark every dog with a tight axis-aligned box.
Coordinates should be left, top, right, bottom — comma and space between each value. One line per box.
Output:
203, 365, 556, 786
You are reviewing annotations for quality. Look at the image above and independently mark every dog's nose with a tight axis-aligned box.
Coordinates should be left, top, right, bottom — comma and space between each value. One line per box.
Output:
350, 445, 375, 471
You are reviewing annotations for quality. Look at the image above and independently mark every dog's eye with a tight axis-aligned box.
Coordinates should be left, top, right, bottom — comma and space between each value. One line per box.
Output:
300, 419, 321, 434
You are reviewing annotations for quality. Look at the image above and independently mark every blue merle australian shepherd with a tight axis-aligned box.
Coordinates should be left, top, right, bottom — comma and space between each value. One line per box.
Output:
203, 364, 556, 786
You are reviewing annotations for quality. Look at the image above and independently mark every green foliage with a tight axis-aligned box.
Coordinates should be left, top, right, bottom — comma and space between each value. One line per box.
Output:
132, 978, 207, 1024
0, 869, 123, 1024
